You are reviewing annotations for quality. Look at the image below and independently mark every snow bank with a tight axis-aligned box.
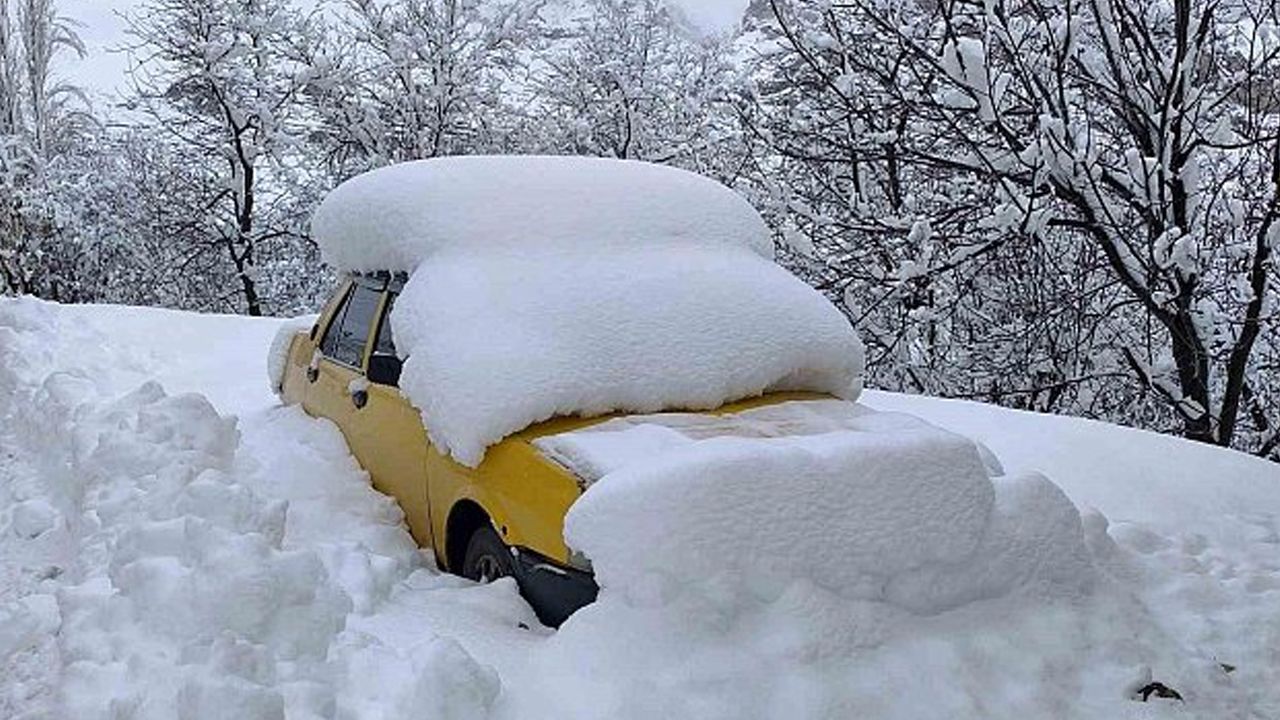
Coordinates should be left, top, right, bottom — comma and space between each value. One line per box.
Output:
394, 248, 865, 466
560, 400, 1094, 613
312, 155, 773, 272
14, 376, 353, 720
9, 298, 1280, 719
0, 298, 502, 720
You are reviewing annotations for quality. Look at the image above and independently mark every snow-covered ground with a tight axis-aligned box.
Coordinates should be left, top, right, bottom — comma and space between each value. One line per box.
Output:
2, 297, 1278, 719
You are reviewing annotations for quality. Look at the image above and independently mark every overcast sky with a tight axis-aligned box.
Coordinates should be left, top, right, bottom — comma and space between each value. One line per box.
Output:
59, 0, 750, 101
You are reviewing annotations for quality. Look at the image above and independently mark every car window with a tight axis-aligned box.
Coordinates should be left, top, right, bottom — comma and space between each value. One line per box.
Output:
318, 285, 353, 359
321, 283, 383, 368
373, 292, 397, 358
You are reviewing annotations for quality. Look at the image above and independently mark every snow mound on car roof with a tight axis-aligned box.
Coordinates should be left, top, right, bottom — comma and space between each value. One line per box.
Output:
392, 247, 865, 467
312, 156, 772, 271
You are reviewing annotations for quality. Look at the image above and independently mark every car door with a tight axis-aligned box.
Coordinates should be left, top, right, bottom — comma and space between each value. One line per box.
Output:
346, 285, 437, 549
304, 277, 383, 453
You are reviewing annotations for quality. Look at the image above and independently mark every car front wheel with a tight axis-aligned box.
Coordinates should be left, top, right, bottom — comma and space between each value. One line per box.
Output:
461, 525, 515, 583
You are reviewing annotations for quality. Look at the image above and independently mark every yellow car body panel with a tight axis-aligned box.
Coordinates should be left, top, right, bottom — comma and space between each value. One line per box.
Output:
279, 277, 831, 574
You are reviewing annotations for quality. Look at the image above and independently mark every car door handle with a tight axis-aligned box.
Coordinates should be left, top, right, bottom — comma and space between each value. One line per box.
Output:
351, 388, 368, 409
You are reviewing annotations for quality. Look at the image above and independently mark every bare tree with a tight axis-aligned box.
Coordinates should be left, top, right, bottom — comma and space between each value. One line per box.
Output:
308, 0, 542, 176
750, 0, 1279, 456
0, 0, 92, 297
529, 0, 743, 175
124, 0, 322, 315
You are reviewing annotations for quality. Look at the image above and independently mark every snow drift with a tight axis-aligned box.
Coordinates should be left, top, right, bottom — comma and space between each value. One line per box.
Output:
0, 299, 501, 720
314, 157, 865, 465
552, 400, 1094, 614
6, 298, 1280, 719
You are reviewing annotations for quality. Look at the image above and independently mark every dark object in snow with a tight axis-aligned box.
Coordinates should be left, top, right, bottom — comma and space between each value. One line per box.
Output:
1135, 682, 1184, 702
1220, 663, 1236, 674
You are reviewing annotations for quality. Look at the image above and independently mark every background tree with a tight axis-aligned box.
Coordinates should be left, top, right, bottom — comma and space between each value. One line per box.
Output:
0, 0, 94, 298
736, 1, 1132, 419
123, 0, 325, 315
744, 0, 1280, 457
308, 0, 543, 177
529, 0, 744, 177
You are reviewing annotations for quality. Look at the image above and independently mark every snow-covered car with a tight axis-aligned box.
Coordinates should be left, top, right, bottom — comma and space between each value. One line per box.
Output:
270, 156, 866, 626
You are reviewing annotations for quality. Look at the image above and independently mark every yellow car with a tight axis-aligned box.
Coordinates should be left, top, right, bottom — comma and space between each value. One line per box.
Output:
276, 271, 822, 625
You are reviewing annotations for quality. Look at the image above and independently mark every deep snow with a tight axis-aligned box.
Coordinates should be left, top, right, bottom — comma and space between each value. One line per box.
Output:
392, 248, 865, 466
2, 297, 1279, 719
548, 400, 1096, 616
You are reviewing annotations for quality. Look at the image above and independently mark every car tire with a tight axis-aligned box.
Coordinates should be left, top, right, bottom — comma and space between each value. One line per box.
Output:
461, 525, 515, 583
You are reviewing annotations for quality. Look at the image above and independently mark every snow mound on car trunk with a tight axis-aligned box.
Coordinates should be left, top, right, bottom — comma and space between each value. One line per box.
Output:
312, 155, 773, 271
558, 400, 1096, 615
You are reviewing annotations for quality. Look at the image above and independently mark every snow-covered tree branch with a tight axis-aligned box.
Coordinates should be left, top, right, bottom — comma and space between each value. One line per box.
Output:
746, 0, 1279, 456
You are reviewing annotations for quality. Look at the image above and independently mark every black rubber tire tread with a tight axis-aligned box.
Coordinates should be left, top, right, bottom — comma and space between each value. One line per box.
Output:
461, 524, 515, 582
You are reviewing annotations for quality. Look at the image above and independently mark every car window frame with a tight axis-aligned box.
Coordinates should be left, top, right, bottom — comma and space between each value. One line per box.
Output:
317, 280, 354, 363
370, 289, 398, 360
318, 275, 386, 373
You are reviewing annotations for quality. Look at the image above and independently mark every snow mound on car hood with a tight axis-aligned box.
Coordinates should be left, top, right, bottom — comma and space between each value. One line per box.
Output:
393, 248, 865, 467
558, 400, 1096, 615
312, 156, 772, 272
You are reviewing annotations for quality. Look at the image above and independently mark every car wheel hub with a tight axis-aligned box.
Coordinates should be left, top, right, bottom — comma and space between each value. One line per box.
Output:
475, 554, 507, 582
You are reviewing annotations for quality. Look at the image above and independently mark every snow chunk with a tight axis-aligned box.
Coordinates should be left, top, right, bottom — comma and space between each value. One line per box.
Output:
10, 499, 59, 539
348, 376, 369, 395
559, 399, 1096, 615
563, 405, 999, 609
312, 156, 773, 272
394, 248, 865, 466
334, 635, 501, 720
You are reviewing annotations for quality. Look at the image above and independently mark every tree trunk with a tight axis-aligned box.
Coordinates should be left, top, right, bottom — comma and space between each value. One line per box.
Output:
1168, 309, 1214, 443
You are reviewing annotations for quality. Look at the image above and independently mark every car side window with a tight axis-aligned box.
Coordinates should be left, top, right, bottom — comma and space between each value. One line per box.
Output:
321, 283, 383, 369
318, 285, 353, 359
373, 292, 397, 358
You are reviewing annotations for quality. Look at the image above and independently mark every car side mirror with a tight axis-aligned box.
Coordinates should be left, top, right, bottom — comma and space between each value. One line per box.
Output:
367, 354, 402, 386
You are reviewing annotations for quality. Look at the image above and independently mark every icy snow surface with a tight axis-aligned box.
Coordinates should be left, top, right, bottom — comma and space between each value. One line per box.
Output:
3, 297, 1279, 719
311, 156, 773, 271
